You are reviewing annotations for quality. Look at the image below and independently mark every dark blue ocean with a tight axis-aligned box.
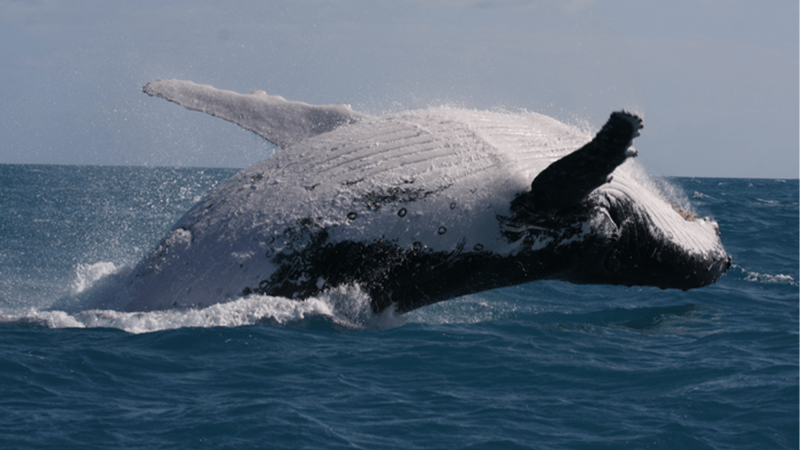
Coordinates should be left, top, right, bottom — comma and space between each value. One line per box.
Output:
0, 164, 797, 449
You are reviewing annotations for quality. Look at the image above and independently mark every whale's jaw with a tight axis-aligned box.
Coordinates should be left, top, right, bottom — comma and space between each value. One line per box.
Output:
579, 189, 731, 291
499, 183, 730, 297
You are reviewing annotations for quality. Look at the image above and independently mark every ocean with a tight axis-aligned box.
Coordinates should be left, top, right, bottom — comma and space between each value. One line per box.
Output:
0, 163, 797, 449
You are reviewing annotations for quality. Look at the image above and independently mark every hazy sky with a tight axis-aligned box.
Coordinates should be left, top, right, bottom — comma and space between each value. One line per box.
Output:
1, 0, 797, 177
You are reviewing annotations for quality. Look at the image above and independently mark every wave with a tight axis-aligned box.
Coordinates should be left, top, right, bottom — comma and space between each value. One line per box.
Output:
729, 264, 797, 286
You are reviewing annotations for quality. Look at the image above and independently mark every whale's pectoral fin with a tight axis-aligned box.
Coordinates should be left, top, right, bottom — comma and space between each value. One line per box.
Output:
530, 111, 642, 212
143, 79, 366, 149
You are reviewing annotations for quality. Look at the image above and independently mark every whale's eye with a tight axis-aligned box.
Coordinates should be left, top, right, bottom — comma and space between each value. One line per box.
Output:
473, 244, 484, 251
450, 202, 457, 210
398, 208, 407, 217
437, 226, 447, 235
347, 212, 357, 220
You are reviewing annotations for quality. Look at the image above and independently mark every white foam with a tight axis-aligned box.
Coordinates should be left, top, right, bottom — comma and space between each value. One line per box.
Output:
743, 271, 797, 286
3, 283, 405, 334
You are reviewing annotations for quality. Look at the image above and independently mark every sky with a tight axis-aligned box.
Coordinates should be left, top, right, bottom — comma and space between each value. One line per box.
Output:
0, 0, 797, 178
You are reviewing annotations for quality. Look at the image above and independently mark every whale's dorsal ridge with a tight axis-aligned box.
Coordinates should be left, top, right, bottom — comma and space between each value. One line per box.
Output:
143, 79, 366, 149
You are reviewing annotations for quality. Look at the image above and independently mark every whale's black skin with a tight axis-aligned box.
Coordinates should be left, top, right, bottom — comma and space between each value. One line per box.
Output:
116, 79, 731, 314
247, 206, 614, 313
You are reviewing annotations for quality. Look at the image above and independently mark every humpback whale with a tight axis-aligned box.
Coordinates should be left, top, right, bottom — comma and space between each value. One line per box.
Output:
110, 79, 730, 313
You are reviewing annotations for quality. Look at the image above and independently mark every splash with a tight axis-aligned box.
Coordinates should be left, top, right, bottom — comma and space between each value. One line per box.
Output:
71, 262, 120, 294
1, 280, 405, 334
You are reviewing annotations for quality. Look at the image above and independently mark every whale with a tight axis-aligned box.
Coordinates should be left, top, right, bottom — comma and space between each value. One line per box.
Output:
105, 79, 730, 313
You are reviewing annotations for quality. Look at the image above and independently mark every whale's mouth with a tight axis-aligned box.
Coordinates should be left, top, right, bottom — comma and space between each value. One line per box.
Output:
596, 194, 731, 290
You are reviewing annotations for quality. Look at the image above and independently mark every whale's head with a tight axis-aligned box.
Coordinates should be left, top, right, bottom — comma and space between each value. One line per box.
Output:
586, 184, 730, 290
503, 111, 731, 290
501, 179, 730, 292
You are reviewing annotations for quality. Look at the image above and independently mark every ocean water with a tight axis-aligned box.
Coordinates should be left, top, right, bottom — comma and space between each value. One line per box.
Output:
0, 163, 797, 449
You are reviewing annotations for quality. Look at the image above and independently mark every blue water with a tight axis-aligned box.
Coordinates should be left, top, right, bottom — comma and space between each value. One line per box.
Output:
0, 164, 797, 449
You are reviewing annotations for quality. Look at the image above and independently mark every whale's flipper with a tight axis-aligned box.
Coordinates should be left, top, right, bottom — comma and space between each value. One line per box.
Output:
530, 111, 643, 212
143, 79, 366, 148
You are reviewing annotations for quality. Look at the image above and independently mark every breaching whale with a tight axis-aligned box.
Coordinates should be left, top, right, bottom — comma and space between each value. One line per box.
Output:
109, 79, 730, 313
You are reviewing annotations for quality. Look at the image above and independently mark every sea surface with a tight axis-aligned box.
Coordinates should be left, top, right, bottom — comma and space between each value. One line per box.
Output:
0, 164, 797, 449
